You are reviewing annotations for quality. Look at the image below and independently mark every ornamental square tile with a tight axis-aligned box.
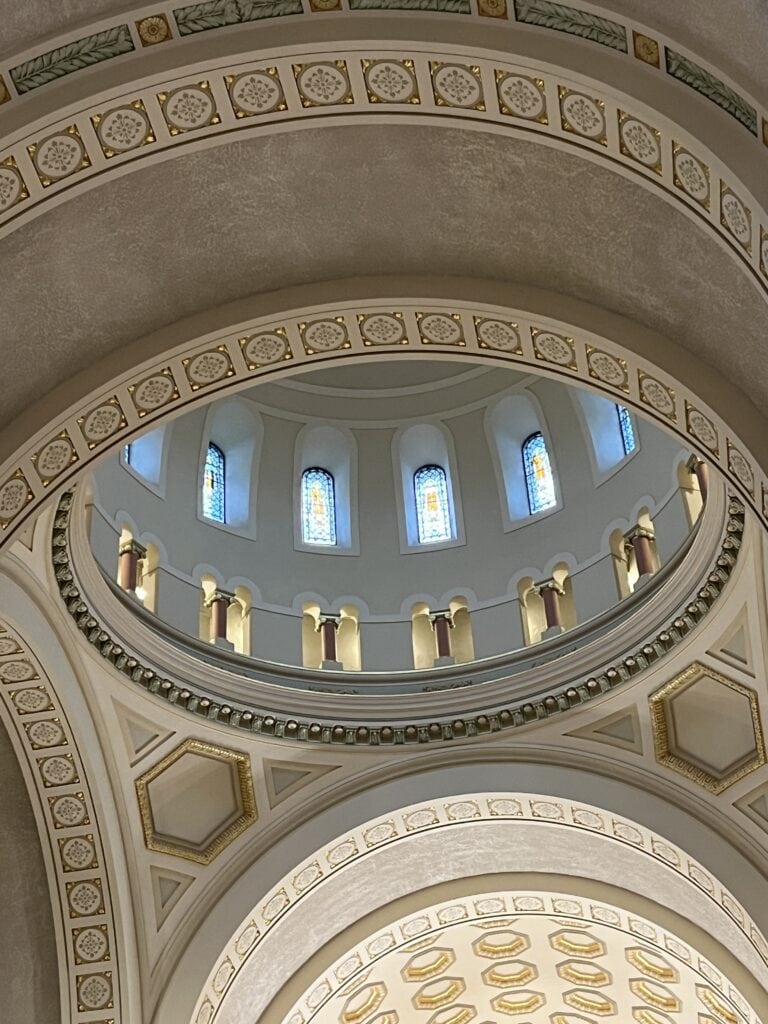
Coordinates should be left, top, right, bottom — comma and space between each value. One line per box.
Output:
135, 738, 257, 864
10, 684, 52, 714
727, 440, 754, 497
514, 0, 627, 51
404, 806, 438, 830
479, 0, 507, 15
474, 317, 523, 353
28, 126, 91, 187
300, 317, 350, 354
0, 657, 36, 682
293, 61, 352, 107
76, 970, 113, 1011
38, 753, 79, 788
618, 111, 662, 173
158, 82, 220, 134
49, 792, 90, 829
431, 62, 484, 110
495, 72, 547, 123
92, 100, 155, 158
226, 68, 287, 118
0, 156, 29, 214
685, 402, 719, 457
673, 144, 710, 209
559, 87, 606, 144
0, 471, 34, 527
240, 328, 292, 367
0, 636, 22, 655
358, 312, 407, 346
78, 398, 126, 449
66, 877, 104, 918
73, 923, 110, 963
183, 347, 234, 389
137, 14, 172, 46
720, 183, 752, 253
586, 346, 628, 391
362, 60, 419, 105
531, 328, 576, 369
59, 834, 98, 872
364, 819, 397, 846
638, 371, 676, 420
129, 368, 179, 415
416, 312, 465, 346
0, 74, 10, 104
24, 718, 67, 749
234, 922, 259, 957
633, 31, 660, 67
32, 431, 78, 484
649, 661, 766, 794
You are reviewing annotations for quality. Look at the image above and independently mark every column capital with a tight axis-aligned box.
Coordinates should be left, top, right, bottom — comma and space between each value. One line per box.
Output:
428, 610, 454, 627
118, 539, 146, 557
686, 453, 706, 470
624, 525, 655, 544
204, 589, 235, 608
533, 579, 565, 597
316, 613, 340, 631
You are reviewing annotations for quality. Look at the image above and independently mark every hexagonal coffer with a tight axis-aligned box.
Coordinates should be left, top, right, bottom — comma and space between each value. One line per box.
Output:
135, 738, 257, 864
650, 662, 766, 793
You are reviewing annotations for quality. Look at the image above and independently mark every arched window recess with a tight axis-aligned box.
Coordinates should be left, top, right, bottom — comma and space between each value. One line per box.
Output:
301, 468, 337, 546
202, 443, 226, 523
522, 432, 556, 515
414, 465, 452, 544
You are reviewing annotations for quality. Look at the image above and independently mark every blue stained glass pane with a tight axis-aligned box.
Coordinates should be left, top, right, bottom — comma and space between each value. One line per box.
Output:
301, 468, 337, 545
414, 465, 452, 544
522, 432, 556, 514
123, 443, 132, 464
617, 404, 636, 455
202, 443, 226, 523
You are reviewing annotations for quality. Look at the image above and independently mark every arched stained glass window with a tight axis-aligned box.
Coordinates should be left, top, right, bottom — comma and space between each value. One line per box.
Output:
414, 465, 452, 544
301, 468, 337, 545
522, 432, 556, 514
202, 443, 226, 523
616, 404, 636, 455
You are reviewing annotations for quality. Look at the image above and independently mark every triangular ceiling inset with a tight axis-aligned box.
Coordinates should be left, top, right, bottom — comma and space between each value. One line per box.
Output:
263, 758, 340, 809
114, 700, 173, 766
709, 606, 754, 675
567, 706, 643, 754
150, 865, 196, 929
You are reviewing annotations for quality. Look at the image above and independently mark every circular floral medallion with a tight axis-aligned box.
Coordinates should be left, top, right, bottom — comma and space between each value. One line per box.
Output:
620, 117, 660, 167
366, 61, 417, 103
433, 64, 482, 108
674, 149, 709, 205
243, 332, 289, 365
304, 319, 347, 351
533, 331, 573, 366
52, 793, 87, 827
12, 687, 50, 713
498, 75, 545, 119
721, 191, 751, 247
231, 72, 284, 115
0, 166, 23, 212
235, 924, 259, 956
728, 446, 754, 493
561, 92, 605, 139
420, 313, 463, 345
74, 926, 109, 962
0, 637, 20, 655
213, 960, 234, 995
359, 314, 405, 345
61, 835, 96, 871
36, 437, 74, 479
0, 659, 35, 681
133, 374, 175, 411
587, 349, 626, 387
40, 755, 77, 787
297, 63, 349, 106
187, 351, 231, 385
69, 881, 102, 917
0, 477, 30, 520
77, 973, 111, 1010
34, 132, 85, 180
476, 318, 520, 351
98, 106, 149, 153
138, 14, 170, 45
27, 719, 65, 747
197, 1001, 214, 1024
687, 408, 718, 451
640, 376, 675, 418
164, 87, 215, 131
82, 404, 122, 444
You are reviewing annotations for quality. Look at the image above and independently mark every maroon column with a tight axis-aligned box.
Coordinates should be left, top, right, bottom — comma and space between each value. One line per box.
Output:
537, 581, 564, 629
207, 591, 233, 640
118, 541, 144, 592
319, 617, 339, 663
627, 528, 655, 577
431, 613, 453, 658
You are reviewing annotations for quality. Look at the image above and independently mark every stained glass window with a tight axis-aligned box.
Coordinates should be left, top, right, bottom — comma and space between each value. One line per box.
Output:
123, 443, 132, 464
202, 443, 226, 523
522, 432, 556, 514
414, 465, 452, 544
616, 404, 636, 455
301, 468, 337, 545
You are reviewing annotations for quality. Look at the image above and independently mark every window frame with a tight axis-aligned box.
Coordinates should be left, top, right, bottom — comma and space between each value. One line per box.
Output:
202, 441, 226, 524
300, 466, 338, 547
522, 431, 557, 516
413, 464, 454, 545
